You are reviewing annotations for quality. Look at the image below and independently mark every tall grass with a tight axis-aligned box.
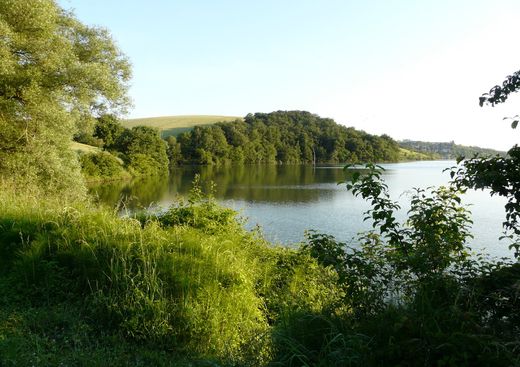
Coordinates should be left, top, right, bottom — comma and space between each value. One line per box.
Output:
0, 183, 340, 365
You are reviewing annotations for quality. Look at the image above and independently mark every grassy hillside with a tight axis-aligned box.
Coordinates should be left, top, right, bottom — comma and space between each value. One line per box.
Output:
123, 115, 242, 138
71, 141, 102, 154
399, 140, 505, 159
398, 147, 439, 161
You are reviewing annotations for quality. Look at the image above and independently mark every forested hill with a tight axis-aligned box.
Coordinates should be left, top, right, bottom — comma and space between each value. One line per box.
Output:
174, 111, 414, 164
399, 140, 506, 159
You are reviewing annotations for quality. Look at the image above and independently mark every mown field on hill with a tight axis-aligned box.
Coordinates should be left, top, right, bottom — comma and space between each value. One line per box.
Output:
123, 115, 242, 138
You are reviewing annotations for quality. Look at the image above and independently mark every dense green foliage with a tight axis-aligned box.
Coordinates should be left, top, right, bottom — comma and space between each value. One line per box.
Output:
77, 111, 435, 178
114, 125, 169, 176
177, 111, 402, 164
2, 170, 519, 366
399, 140, 505, 159
94, 114, 126, 150
0, 0, 130, 197
80, 151, 129, 181
274, 165, 519, 366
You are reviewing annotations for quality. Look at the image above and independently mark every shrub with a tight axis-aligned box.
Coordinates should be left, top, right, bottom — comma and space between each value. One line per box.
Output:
126, 153, 166, 177
80, 152, 128, 180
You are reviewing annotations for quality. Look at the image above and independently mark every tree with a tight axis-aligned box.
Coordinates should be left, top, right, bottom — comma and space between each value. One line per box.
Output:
174, 111, 403, 165
115, 126, 168, 175
0, 0, 131, 197
479, 69, 520, 127
451, 70, 520, 257
165, 135, 182, 168
94, 114, 125, 150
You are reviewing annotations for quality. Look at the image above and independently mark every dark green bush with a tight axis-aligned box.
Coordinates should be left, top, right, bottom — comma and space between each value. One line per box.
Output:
126, 153, 166, 177
80, 152, 128, 180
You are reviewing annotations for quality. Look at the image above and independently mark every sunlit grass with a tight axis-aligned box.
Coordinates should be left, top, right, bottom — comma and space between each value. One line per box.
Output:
0, 188, 266, 363
70, 141, 102, 154
398, 147, 437, 161
0, 184, 340, 365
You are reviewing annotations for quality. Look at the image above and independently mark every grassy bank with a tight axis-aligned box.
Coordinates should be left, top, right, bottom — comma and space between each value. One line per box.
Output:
0, 185, 339, 366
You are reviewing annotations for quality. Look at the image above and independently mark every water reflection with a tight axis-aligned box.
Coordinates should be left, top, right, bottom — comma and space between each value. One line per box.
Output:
89, 174, 170, 209
89, 164, 357, 208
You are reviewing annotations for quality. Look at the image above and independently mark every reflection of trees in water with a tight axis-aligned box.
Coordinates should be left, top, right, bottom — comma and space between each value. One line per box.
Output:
173, 165, 355, 203
88, 174, 169, 209
89, 165, 365, 207
88, 181, 127, 207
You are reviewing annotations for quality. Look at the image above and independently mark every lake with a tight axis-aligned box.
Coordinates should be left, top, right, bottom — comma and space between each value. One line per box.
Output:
89, 161, 512, 258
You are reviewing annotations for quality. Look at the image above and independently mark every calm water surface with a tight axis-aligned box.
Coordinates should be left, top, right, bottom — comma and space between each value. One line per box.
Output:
90, 161, 511, 258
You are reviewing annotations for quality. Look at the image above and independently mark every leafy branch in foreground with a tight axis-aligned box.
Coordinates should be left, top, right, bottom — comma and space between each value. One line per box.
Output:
450, 154, 520, 257
452, 68, 520, 258
305, 164, 474, 316
345, 164, 473, 279
479, 69, 520, 128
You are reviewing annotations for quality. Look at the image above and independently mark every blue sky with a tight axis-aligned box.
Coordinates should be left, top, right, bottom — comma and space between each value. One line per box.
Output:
59, 0, 520, 150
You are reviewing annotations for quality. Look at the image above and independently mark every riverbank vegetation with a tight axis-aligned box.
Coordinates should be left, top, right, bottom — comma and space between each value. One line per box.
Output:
0, 1, 518, 365
75, 115, 169, 181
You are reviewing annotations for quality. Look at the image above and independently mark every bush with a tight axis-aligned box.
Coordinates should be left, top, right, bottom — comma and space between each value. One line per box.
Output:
80, 152, 128, 181
126, 153, 166, 177
156, 176, 238, 234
